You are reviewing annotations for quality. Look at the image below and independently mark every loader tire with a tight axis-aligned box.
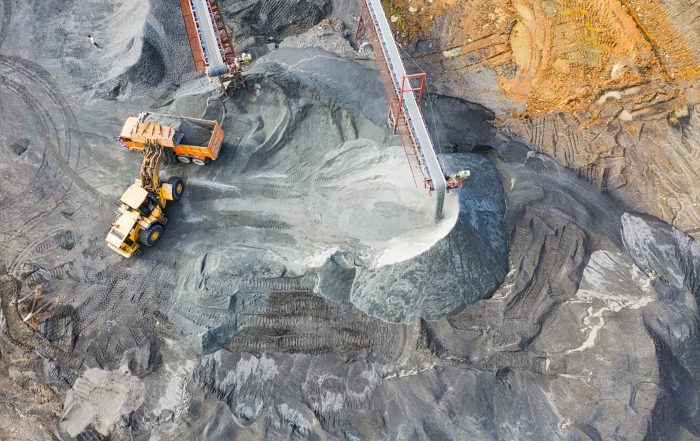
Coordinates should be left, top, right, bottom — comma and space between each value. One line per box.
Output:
167, 177, 184, 201
139, 224, 164, 247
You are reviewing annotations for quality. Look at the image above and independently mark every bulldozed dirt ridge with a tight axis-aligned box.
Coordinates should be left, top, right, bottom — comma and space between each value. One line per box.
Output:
389, 0, 699, 117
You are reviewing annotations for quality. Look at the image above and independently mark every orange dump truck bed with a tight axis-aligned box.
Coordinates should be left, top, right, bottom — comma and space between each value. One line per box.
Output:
118, 113, 224, 164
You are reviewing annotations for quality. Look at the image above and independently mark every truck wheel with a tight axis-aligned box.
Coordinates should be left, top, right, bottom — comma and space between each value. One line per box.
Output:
177, 156, 191, 164
192, 158, 206, 166
167, 177, 184, 201
139, 224, 164, 247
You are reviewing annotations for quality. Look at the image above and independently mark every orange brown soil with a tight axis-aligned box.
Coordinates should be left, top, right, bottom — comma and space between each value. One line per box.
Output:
387, 0, 699, 118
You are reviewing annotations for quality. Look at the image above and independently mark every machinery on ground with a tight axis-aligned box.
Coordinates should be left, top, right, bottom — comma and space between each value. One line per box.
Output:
107, 113, 225, 258
106, 141, 184, 258
446, 170, 471, 190
356, 0, 475, 218
179, 0, 251, 87
117, 112, 224, 165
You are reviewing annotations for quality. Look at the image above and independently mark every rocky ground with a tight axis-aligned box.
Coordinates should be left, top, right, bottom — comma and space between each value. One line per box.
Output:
0, 0, 698, 440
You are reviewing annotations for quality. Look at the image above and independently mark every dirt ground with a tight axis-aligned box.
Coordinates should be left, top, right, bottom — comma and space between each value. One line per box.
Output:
388, 0, 698, 117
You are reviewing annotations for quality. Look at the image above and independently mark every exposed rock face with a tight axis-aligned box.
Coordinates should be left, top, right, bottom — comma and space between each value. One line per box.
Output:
620, 213, 700, 439
503, 110, 700, 242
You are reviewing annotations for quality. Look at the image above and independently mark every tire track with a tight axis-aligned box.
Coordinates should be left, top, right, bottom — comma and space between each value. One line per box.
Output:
412, 34, 512, 75
1, 270, 83, 386
8, 227, 75, 275
0, 0, 11, 50
0, 75, 78, 261
0, 72, 108, 284
0, 75, 105, 203
228, 292, 404, 361
0, 79, 57, 190
168, 212, 290, 234
0, 56, 84, 173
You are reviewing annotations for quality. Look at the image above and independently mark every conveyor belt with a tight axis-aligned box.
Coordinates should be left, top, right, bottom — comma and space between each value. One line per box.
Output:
361, 0, 448, 220
181, 0, 229, 77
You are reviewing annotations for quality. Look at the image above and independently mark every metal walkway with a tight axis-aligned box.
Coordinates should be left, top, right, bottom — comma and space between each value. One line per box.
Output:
357, 0, 447, 220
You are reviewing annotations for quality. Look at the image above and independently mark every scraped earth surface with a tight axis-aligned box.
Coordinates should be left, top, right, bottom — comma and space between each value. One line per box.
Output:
0, 0, 699, 440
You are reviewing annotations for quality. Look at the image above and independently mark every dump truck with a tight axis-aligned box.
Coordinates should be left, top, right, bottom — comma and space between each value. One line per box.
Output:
117, 112, 224, 165
106, 141, 185, 258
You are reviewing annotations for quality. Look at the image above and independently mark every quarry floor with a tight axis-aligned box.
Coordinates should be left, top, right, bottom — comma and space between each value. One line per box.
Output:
0, 0, 698, 440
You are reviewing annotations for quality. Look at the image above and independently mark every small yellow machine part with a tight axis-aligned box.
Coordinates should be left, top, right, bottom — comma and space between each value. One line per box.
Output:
160, 182, 181, 202
148, 228, 161, 242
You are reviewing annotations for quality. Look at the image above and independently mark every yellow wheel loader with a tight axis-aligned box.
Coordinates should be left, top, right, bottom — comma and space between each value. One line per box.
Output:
106, 141, 184, 258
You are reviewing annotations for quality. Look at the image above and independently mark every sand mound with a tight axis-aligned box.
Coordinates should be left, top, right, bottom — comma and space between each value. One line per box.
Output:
349, 153, 507, 323
59, 368, 145, 437
280, 18, 356, 58
8, 0, 193, 101
159, 48, 506, 348
161, 56, 462, 267
89, 0, 191, 100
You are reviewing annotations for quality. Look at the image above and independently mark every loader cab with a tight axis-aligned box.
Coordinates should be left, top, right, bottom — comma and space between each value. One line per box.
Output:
121, 184, 158, 215
106, 184, 163, 258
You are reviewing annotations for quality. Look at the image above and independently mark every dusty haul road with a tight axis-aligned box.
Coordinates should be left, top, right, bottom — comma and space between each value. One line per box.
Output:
0, 1, 698, 440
